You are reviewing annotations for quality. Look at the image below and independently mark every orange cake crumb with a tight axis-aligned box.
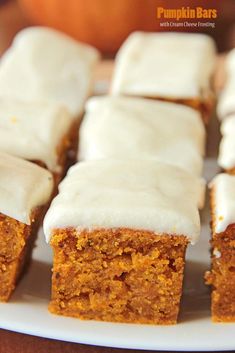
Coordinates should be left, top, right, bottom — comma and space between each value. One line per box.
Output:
49, 228, 188, 325
205, 187, 235, 322
0, 209, 42, 301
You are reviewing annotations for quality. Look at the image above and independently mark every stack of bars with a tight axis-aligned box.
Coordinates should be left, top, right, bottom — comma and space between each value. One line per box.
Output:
44, 32, 217, 324
206, 49, 235, 322
0, 27, 100, 300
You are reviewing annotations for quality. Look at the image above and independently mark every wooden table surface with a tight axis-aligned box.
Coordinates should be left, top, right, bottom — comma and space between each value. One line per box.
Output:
0, 1, 231, 352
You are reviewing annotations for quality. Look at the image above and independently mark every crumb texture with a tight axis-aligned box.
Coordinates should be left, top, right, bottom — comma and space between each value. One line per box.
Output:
206, 224, 235, 322
206, 188, 235, 322
49, 228, 188, 324
0, 209, 41, 301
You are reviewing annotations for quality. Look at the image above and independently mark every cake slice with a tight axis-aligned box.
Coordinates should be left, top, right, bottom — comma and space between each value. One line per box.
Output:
78, 96, 205, 177
111, 32, 216, 123
217, 49, 235, 120
0, 98, 74, 183
206, 173, 235, 322
0, 27, 100, 166
218, 115, 235, 174
0, 26, 100, 119
43, 159, 201, 324
0, 152, 53, 301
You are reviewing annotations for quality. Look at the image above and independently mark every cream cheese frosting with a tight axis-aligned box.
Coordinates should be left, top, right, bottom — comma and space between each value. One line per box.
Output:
43, 159, 201, 244
111, 31, 216, 99
0, 152, 53, 225
217, 49, 235, 120
218, 115, 235, 170
0, 27, 100, 117
78, 96, 205, 176
0, 98, 72, 172
209, 173, 235, 233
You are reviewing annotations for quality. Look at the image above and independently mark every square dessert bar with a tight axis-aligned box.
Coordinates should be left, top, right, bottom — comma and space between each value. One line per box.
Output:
0, 27, 100, 172
0, 98, 74, 183
218, 115, 235, 175
0, 152, 53, 301
79, 96, 206, 178
111, 32, 216, 123
217, 49, 235, 120
206, 174, 235, 321
44, 160, 201, 324
0, 27, 100, 118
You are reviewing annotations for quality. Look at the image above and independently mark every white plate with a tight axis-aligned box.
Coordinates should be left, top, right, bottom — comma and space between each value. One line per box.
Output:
0, 116, 235, 352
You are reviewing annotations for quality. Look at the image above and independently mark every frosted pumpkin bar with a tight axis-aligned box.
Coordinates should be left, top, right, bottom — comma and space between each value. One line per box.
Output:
0, 152, 53, 301
218, 115, 235, 174
217, 49, 235, 120
0, 98, 73, 182
205, 174, 235, 322
111, 32, 216, 123
43, 159, 201, 324
0, 26, 100, 118
0, 27, 100, 166
79, 96, 206, 177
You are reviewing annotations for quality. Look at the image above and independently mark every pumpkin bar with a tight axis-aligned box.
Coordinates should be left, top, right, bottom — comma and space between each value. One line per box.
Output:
43, 159, 201, 324
0, 98, 74, 183
205, 173, 235, 322
111, 32, 216, 123
0, 27, 100, 166
0, 152, 53, 301
217, 49, 235, 120
79, 96, 206, 178
218, 115, 235, 175
0, 26, 100, 118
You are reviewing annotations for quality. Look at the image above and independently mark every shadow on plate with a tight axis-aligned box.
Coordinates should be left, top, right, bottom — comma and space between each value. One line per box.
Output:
179, 260, 211, 323
11, 260, 52, 303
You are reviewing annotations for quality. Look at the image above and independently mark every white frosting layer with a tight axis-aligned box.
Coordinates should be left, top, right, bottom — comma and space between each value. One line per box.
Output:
217, 49, 235, 120
0, 98, 72, 172
0, 152, 53, 225
0, 27, 100, 117
78, 96, 205, 176
218, 115, 235, 170
43, 159, 201, 244
111, 31, 216, 99
210, 173, 235, 233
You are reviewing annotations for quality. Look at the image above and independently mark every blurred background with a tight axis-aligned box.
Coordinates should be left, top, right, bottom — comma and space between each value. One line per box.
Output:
0, 0, 235, 56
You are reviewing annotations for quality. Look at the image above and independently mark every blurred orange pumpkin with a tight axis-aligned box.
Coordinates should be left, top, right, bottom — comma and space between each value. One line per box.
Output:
18, 0, 161, 54
18, 0, 221, 54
